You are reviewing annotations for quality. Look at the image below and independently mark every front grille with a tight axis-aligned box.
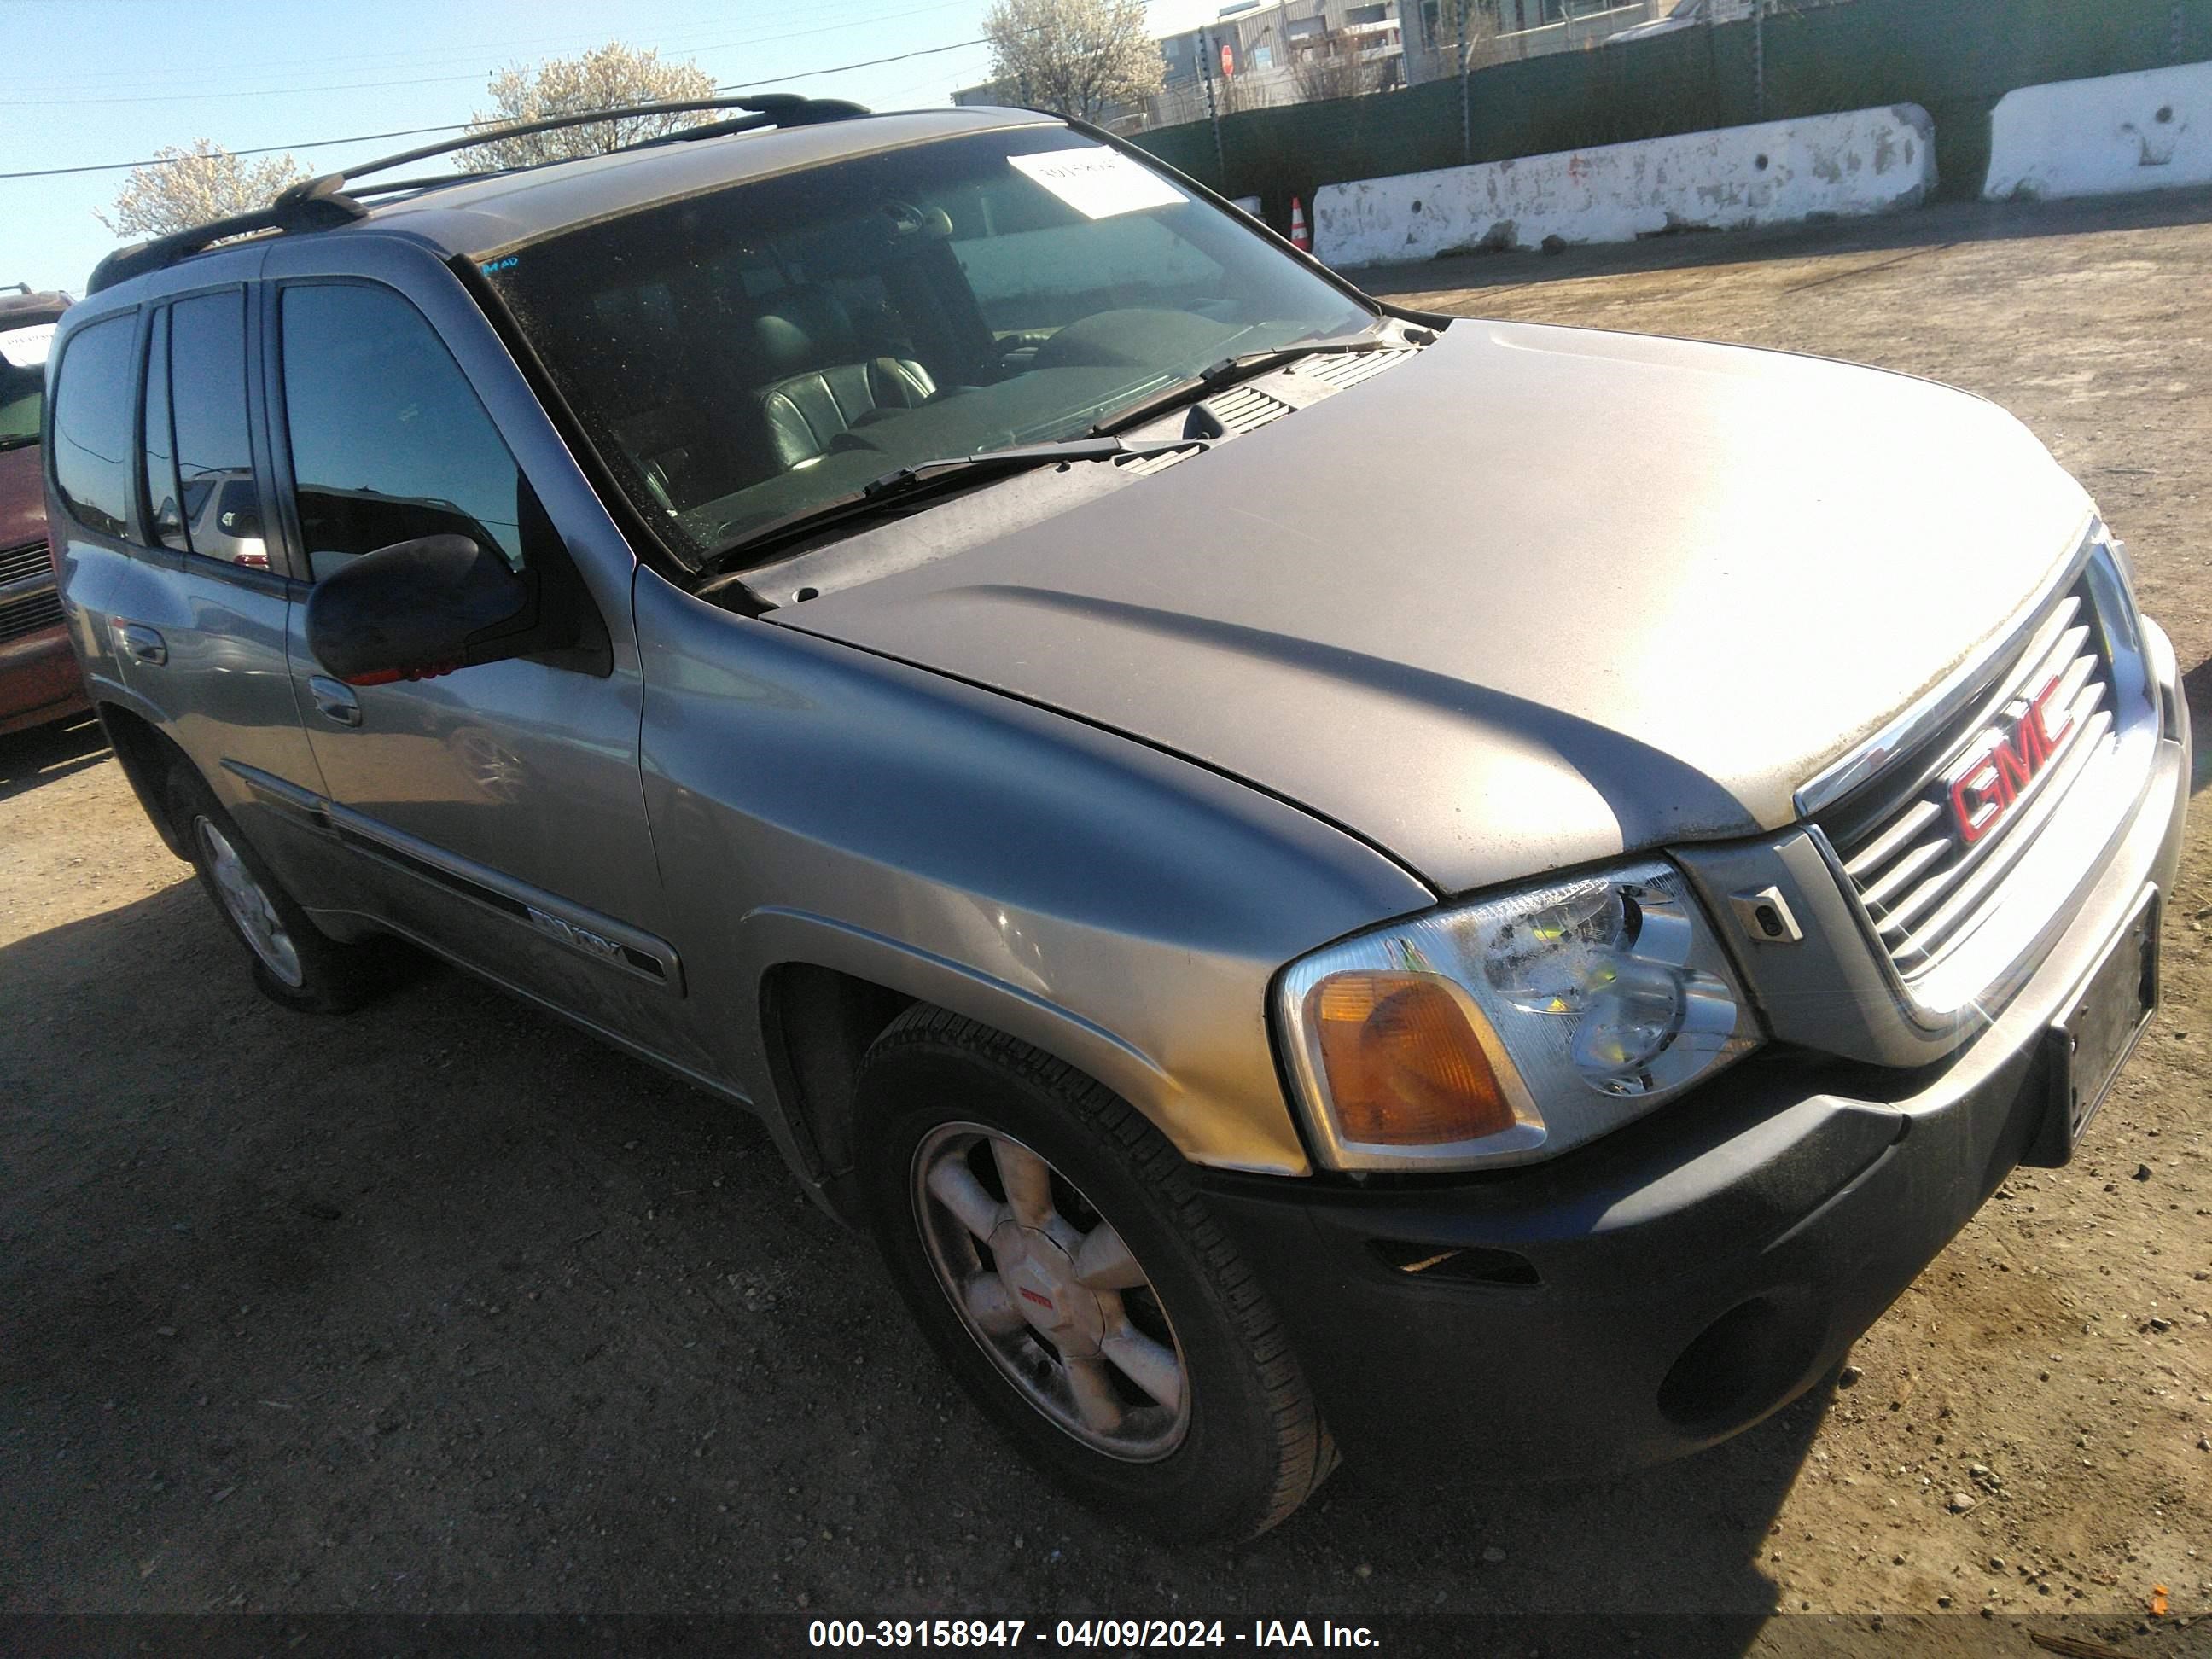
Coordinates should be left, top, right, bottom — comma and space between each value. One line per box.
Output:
1819, 568, 2120, 980
0, 537, 53, 587
0, 587, 64, 644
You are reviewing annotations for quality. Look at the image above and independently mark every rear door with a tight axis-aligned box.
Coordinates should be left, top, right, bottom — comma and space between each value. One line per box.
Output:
47, 284, 331, 900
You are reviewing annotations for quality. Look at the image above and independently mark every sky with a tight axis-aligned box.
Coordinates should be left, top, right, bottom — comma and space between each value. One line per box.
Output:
0, 0, 1227, 299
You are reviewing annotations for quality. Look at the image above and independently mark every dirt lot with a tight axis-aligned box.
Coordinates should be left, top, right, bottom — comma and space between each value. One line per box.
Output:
3, 190, 2209, 1651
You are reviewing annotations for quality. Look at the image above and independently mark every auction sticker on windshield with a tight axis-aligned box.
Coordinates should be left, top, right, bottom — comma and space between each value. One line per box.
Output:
1010, 147, 1189, 219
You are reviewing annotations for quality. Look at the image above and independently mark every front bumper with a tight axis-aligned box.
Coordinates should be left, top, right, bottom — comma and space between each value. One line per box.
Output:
1205, 725, 2189, 1481
0, 620, 89, 737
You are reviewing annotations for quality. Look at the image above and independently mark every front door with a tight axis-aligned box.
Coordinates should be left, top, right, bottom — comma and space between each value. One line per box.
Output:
269, 275, 690, 1059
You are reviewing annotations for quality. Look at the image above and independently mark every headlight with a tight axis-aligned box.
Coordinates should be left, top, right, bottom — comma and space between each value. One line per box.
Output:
1276, 860, 1761, 1171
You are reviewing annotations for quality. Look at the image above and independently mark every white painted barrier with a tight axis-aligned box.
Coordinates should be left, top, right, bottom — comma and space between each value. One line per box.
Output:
1985, 62, 2212, 201
1313, 105, 1936, 268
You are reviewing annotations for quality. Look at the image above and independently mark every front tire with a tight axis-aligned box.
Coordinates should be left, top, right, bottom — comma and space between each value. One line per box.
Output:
854, 1005, 1336, 1542
166, 760, 406, 1014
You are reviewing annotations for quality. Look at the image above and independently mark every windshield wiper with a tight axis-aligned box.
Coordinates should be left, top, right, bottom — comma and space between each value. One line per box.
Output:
705, 434, 1202, 570
1090, 329, 1396, 436
859, 435, 1196, 496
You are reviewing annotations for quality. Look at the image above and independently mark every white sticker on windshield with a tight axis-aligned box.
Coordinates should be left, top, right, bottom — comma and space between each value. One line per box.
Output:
0, 323, 55, 370
1010, 148, 1188, 220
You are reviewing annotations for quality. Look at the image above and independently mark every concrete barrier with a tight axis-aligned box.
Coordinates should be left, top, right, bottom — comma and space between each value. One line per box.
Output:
1313, 104, 1936, 268
1985, 62, 2212, 201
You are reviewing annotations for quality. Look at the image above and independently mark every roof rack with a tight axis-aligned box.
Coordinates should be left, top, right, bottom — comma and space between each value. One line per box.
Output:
86, 94, 869, 295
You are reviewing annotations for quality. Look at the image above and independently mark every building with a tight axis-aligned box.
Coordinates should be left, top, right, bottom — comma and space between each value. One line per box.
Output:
1151, 1, 1411, 126
953, 0, 1830, 130
956, 3, 1412, 130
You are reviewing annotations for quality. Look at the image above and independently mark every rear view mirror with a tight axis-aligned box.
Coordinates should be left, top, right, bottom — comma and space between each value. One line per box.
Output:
306, 533, 549, 685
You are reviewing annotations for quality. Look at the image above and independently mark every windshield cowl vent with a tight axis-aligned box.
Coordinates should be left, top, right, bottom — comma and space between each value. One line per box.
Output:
1203, 384, 1294, 436
1295, 346, 1417, 390
1114, 443, 1207, 478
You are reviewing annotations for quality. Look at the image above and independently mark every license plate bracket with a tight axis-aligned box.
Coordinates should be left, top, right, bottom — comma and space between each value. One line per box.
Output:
2029, 890, 2160, 1167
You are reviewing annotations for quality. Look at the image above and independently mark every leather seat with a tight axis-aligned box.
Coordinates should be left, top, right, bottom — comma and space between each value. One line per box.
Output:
749, 289, 935, 469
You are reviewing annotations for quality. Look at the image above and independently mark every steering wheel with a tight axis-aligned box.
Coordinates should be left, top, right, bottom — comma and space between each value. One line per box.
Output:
876, 198, 952, 244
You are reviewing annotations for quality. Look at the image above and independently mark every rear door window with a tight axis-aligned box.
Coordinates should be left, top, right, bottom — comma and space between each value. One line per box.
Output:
49, 314, 137, 538
161, 290, 267, 568
141, 308, 183, 550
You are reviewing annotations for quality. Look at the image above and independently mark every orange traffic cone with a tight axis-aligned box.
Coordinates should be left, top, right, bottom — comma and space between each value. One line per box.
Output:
1289, 196, 1312, 252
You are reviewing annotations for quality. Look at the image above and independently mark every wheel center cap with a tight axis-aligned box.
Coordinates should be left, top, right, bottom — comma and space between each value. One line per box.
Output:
990, 1222, 1104, 1356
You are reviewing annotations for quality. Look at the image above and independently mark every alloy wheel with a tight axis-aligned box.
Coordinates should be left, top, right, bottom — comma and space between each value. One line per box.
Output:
911, 1121, 1190, 1461
194, 817, 305, 987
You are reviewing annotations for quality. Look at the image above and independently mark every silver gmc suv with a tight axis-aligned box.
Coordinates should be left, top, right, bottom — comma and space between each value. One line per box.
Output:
47, 98, 2191, 1542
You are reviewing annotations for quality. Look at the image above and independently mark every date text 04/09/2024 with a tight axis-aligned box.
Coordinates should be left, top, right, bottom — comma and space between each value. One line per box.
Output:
806, 1620, 1382, 1649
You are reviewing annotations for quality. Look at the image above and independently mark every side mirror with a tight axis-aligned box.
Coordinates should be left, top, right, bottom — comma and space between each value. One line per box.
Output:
306, 534, 545, 686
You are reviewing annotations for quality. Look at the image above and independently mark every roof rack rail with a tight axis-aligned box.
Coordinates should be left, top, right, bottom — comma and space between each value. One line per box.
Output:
86, 94, 869, 296
288, 93, 869, 204
87, 177, 365, 295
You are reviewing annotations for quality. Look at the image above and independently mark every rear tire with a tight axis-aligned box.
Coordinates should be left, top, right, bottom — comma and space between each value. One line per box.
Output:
854, 1004, 1336, 1542
166, 760, 408, 1015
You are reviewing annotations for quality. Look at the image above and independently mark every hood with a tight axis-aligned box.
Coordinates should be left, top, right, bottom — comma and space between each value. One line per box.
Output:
771, 320, 2093, 896
0, 441, 47, 553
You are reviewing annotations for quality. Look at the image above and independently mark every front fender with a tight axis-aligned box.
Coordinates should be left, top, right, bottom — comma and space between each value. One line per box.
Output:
637, 570, 1436, 1178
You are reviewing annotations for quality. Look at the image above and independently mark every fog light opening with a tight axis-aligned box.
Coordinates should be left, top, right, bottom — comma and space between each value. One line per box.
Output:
1367, 1239, 1540, 1286
1656, 1292, 1822, 1434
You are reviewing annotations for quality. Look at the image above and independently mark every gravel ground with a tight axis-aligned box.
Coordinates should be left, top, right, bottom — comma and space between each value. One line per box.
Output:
3, 189, 2208, 1654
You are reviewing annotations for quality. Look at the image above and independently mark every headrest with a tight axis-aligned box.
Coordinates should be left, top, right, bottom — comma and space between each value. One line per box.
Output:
749, 288, 858, 375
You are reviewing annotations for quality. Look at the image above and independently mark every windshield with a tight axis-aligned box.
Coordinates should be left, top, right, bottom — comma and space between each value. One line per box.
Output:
0, 320, 56, 450
484, 127, 1373, 565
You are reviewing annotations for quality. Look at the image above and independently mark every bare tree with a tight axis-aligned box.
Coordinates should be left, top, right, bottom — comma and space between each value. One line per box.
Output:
1291, 43, 1381, 102
99, 141, 308, 239
983, 0, 1166, 124
460, 42, 717, 172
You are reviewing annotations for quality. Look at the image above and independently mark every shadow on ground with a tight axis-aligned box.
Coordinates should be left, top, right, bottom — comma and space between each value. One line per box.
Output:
2185, 654, 2212, 795
0, 713, 108, 804
0, 884, 1817, 1629
1360, 185, 2212, 301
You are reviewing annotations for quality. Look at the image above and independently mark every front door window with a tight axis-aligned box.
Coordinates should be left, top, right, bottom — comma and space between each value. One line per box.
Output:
279, 282, 535, 584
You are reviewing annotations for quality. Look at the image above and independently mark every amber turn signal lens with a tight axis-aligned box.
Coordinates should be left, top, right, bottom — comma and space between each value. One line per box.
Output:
1304, 971, 1518, 1145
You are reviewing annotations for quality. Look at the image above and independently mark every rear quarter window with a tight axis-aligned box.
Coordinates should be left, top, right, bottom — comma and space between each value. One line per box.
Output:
49, 314, 137, 538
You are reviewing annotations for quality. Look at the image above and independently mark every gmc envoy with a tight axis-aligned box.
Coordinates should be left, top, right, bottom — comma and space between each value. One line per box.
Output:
46, 98, 2190, 1540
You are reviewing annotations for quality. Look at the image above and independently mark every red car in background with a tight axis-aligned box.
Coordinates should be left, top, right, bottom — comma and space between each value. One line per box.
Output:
1, 285, 88, 736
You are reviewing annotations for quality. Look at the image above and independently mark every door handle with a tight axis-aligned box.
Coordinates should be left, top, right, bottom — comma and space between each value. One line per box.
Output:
114, 621, 166, 667
308, 675, 362, 728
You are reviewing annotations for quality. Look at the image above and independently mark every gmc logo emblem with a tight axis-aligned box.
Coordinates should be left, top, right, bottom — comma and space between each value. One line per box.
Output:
1948, 678, 2075, 843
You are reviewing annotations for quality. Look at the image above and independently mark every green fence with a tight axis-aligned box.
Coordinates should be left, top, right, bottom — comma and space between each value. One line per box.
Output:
1134, 0, 2212, 238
